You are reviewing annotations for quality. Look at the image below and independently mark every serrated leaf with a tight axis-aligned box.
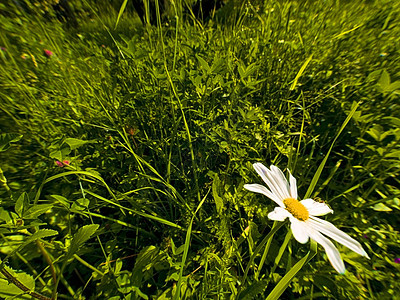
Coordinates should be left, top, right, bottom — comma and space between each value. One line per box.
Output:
0, 134, 23, 152
0, 266, 34, 299
0, 229, 58, 269
23, 204, 53, 219
66, 224, 99, 261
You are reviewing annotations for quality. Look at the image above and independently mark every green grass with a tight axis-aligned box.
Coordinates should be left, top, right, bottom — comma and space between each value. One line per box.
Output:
0, 0, 400, 299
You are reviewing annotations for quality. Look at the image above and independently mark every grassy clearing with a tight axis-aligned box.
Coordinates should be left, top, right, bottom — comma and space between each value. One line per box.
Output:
0, 0, 400, 299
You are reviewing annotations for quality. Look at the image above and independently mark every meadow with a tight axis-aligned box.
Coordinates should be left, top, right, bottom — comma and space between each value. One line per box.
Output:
0, 0, 400, 299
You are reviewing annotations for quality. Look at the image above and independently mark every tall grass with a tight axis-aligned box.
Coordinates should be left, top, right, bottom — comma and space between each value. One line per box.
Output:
0, 0, 399, 299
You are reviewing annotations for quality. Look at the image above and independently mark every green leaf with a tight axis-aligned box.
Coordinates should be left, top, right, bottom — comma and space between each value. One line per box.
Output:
238, 280, 269, 300
0, 229, 58, 270
132, 246, 159, 287
305, 101, 360, 199
0, 266, 34, 299
50, 195, 71, 208
377, 69, 390, 91
65, 224, 99, 261
23, 204, 53, 219
64, 138, 95, 150
212, 175, 224, 215
372, 203, 392, 211
290, 54, 313, 90
114, 0, 129, 30
15, 192, 29, 218
266, 241, 317, 300
196, 55, 211, 74
0, 134, 23, 152
173, 191, 209, 300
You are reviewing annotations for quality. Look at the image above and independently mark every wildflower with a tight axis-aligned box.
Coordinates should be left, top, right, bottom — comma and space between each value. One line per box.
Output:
43, 49, 53, 57
0, 47, 6, 52
395, 258, 400, 264
55, 160, 70, 167
244, 163, 369, 274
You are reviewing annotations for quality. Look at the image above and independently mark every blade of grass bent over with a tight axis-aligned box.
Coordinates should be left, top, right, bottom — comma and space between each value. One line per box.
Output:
290, 55, 313, 91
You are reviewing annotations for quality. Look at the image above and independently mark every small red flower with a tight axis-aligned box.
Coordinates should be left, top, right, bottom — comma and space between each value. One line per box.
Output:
55, 160, 70, 167
395, 258, 400, 264
43, 49, 53, 57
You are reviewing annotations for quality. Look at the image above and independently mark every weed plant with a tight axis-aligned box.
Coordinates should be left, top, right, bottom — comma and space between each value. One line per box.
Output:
0, 0, 399, 299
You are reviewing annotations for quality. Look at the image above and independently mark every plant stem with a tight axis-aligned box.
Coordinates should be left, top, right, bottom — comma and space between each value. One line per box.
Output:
0, 267, 52, 300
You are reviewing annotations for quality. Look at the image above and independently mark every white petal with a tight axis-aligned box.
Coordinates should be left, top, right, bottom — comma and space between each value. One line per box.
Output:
307, 227, 346, 274
270, 165, 291, 199
253, 163, 289, 201
301, 199, 333, 216
268, 207, 291, 221
308, 217, 369, 258
243, 184, 284, 207
290, 218, 309, 244
288, 170, 298, 199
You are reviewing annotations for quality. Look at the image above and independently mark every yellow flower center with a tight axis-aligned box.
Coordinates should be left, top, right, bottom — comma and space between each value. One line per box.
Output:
283, 198, 309, 221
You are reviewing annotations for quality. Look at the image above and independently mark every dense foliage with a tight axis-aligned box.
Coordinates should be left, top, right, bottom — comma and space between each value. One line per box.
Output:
0, 0, 399, 299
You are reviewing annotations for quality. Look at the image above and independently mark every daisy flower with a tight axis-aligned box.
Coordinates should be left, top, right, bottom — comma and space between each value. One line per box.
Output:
244, 163, 369, 274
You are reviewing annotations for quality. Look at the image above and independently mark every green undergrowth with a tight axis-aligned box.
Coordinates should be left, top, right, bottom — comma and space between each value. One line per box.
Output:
0, 0, 399, 299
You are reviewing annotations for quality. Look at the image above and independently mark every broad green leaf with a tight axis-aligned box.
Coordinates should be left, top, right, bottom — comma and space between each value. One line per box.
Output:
196, 55, 211, 74
0, 133, 23, 152
64, 138, 95, 150
23, 204, 53, 219
49, 147, 71, 160
372, 203, 392, 211
377, 69, 390, 91
71, 198, 90, 211
66, 224, 99, 261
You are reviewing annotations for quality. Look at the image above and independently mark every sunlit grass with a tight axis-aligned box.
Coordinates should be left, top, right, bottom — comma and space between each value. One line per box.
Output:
0, 0, 399, 299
